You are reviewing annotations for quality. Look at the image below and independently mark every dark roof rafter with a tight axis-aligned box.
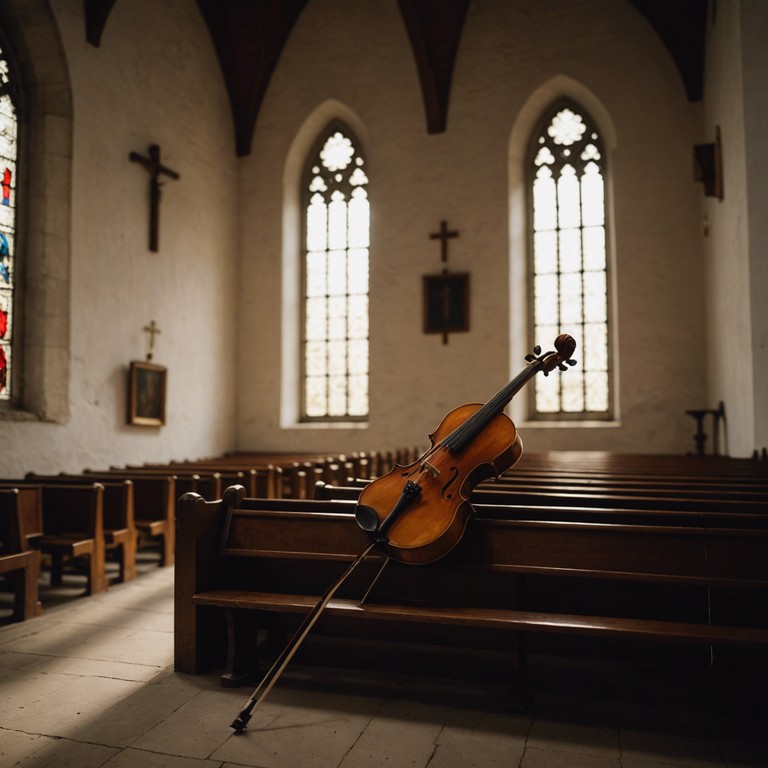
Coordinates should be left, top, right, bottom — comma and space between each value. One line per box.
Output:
628, 0, 707, 101
196, 0, 308, 157
397, 0, 470, 134
83, 0, 707, 157
84, 0, 118, 47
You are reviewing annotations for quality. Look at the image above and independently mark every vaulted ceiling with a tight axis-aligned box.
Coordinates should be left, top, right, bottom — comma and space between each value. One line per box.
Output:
84, 0, 708, 157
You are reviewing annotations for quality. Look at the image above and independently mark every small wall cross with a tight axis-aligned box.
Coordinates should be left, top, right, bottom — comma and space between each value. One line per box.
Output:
129, 144, 180, 252
143, 320, 161, 361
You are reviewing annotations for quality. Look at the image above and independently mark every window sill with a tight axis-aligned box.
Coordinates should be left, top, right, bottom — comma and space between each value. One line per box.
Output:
288, 421, 369, 430
519, 419, 621, 429
0, 407, 44, 422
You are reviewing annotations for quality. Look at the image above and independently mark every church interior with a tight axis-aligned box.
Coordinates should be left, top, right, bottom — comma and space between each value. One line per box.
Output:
1, 0, 767, 766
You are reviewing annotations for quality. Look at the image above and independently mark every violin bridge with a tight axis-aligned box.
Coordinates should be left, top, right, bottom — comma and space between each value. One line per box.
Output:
421, 461, 441, 478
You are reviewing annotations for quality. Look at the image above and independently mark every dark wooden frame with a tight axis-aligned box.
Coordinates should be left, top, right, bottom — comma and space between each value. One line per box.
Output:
127, 360, 167, 426
693, 125, 723, 199
423, 272, 469, 335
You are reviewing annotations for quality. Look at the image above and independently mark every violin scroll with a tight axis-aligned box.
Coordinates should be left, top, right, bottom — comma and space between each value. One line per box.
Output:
525, 333, 578, 376
555, 333, 577, 359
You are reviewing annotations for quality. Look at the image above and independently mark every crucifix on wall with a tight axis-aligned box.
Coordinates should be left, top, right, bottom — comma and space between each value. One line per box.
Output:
129, 144, 180, 252
429, 219, 459, 262
423, 220, 469, 345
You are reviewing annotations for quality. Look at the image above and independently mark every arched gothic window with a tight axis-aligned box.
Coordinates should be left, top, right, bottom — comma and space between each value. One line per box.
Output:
0, 42, 18, 404
302, 124, 369, 421
528, 100, 611, 418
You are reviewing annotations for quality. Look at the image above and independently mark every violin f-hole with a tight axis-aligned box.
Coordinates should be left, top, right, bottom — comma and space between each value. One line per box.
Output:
441, 466, 459, 499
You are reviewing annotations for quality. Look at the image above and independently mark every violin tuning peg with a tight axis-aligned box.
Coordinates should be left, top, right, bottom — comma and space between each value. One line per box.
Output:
525, 354, 535, 362
543, 369, 550, 377
568, 358, 577, 366
558, 362, 567, 371
533, 345, 542, 356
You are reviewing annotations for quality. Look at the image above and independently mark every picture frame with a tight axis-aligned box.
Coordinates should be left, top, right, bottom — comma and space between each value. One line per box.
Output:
127, 360, 167, 426
423, 272, 470, 335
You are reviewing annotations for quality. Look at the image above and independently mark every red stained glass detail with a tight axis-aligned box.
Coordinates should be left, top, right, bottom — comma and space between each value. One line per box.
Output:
0, 346, 7, 392
2, 168, 11, 206
0, 307, 7, 337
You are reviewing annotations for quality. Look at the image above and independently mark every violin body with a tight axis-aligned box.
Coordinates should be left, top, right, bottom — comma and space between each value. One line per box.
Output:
355, 334, 577, 566
356, 404, 523, 564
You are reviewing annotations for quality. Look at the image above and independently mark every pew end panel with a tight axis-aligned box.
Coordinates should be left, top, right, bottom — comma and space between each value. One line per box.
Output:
0, 489, 44, 622
175, 488, 239, 674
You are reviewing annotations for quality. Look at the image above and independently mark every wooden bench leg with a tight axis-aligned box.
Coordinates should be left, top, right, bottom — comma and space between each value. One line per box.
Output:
503, 631, 532, 712
120, 536, 137, 582
220, 608, 261, 687
50, 553, 63, 586
7, 563, 43, 621
160, 527, 174, 567
87, 549, 109, 595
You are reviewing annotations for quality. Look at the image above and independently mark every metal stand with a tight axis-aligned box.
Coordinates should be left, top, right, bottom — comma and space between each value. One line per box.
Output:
686, 401, 725, 456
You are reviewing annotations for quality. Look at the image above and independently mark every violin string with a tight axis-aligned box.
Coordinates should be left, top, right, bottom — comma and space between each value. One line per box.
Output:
440, 363, 540, 453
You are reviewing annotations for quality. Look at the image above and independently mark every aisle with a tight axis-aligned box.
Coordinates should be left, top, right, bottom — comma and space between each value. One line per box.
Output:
0, 565, 765, 768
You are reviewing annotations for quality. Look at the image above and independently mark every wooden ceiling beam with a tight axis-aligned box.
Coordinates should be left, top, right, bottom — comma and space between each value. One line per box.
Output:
84, 0, 118, 47
197, 0, 308, 157
397, 0, 470, 134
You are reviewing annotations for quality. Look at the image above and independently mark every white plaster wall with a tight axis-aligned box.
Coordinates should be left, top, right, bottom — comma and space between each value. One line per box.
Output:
702, 0, 756, 457
0, 0, 238, 475
238, 0, 705, 456
742, 1, 768, 454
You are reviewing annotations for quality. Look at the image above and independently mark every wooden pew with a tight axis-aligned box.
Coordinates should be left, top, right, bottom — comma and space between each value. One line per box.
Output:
104, 467, 224, 501
316, 477, 767, 516
40, 484, 109, 594
510, 451, 768, 480
83, 473, 176, 567
127, 463, 259, 496
175, 486, 768, 701
3, 483, 109, 595
29, 473, 175, 567
7, 477, 136, 583
0, 489, 43, 621
313, 481, 768, 529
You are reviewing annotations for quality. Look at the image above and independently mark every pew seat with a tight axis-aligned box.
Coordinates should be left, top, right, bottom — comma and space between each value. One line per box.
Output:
192, 590, 768, 646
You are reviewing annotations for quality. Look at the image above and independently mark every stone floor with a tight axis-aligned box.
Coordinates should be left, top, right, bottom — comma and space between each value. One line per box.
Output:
1, 563, 767, 768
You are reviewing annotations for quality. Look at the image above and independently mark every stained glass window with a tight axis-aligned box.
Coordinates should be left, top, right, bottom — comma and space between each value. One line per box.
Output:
0, 44, 17, 403
529, 101, 611, 417
302, 126, 369, 420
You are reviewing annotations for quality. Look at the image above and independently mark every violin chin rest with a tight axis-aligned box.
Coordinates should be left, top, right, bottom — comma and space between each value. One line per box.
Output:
355, 504, 381, 533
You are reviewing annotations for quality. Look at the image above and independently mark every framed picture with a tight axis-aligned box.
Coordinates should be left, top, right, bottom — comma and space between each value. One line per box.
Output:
423, 272, 470, 335
127, 360, 167, 426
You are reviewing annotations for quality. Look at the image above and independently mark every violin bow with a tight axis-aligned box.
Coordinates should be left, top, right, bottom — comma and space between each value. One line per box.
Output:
231, 540, 379, 732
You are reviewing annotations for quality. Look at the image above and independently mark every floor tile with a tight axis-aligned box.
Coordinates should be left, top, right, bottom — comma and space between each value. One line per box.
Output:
521, 746, 620, 767
8, 733, 118, 768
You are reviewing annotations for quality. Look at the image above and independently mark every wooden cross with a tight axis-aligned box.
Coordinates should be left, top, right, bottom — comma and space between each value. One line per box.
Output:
429, 220, 459, 262
129, 144, 180, 252
143, 320, 161, 361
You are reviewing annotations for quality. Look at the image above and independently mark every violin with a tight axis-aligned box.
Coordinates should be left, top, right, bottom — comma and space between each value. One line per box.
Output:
355, 333, 577, 564
230, 333, 576, 733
